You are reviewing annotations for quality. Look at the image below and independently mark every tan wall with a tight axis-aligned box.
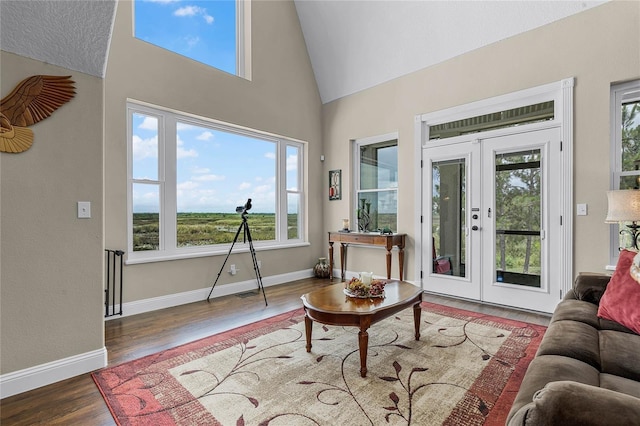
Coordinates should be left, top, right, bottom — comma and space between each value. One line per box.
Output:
104, 1, 323, 302
0, 52, 104, 374
322, 1, 640, 280
2, 0, 636, 383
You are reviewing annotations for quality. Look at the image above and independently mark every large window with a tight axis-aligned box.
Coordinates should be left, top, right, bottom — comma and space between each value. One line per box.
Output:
610, 80, 640, 263
134, 0, 250, 78
128, 102, 305, 263
354, 134, 398, 232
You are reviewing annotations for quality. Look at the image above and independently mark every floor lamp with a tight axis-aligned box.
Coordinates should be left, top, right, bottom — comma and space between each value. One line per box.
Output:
605, 190, 640, 250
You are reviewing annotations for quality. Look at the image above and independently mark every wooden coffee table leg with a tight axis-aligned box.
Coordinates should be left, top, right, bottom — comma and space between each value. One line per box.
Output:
358, 329, 369, 377
413, 302, 421, 341
358, 317, 372, 377
304, 313, 313, 352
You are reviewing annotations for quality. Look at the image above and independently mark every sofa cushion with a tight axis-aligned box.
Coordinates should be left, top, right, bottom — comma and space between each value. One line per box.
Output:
571, 273, 611, 304
599, 317, 636, 333
536, 320, 601, 369
524, 381, 640, 426
507, 355, 600, 424
550, 299, 599, 328
597, 249, 640, 334
600, 373, 640, 399
599, 330, 640, 381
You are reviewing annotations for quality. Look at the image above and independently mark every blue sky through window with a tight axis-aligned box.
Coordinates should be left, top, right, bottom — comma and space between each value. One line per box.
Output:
132, 113, 300, 214
175, 122, 276, 213
134, 0, 236, 75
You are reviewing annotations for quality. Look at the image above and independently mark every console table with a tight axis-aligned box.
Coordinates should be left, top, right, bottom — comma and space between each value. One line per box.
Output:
328, 232, 406, 281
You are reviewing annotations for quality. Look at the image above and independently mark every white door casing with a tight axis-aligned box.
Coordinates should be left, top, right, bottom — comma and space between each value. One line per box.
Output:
414, 78, 573, 314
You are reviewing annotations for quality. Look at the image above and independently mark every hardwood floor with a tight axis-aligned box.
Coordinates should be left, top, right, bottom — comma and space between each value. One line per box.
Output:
0, 277, 550, 425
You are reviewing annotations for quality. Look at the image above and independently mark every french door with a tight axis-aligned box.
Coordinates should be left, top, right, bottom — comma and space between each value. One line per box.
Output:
424, 127, 562, 313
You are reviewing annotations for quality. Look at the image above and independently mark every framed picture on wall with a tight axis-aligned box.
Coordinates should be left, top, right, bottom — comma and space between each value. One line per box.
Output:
329, 169, 341, 200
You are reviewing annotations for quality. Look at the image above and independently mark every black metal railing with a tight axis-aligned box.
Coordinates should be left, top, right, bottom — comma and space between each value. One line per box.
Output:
495, 229, 541, 287
105, 249, 125, 317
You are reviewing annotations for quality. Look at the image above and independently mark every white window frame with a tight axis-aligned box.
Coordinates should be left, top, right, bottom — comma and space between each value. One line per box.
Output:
126, 100, 306, 264
609, 80, 640, 267
352, 132, 399, 232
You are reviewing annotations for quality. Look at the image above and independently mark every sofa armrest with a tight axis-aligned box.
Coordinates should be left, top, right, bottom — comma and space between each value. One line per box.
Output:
508, 381, 640, 426
569, 273, 611, 305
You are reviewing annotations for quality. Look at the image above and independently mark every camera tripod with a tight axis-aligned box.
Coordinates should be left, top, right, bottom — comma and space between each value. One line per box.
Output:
206, 211, 268, 306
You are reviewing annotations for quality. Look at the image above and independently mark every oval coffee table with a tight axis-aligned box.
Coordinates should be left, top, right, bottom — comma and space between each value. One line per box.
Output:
300, 280, 423, 378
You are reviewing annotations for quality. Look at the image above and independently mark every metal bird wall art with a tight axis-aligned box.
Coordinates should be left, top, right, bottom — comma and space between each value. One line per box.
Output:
0, 75, 76, 153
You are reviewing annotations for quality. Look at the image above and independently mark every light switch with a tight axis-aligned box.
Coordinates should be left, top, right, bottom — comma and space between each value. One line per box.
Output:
78, 201, 91, 218
576, 203, 588, 216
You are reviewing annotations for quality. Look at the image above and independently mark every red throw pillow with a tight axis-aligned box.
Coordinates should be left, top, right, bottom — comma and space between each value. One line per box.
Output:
597, 249, 640, 334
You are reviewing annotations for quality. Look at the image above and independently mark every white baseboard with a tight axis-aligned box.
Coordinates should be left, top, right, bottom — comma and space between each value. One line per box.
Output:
106, 269, 315, 320
0, 347, 107, 399
0, 269, 315, 398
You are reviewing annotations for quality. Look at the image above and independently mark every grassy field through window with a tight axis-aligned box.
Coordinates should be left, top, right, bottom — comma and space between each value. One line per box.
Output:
133, 213, 297, 251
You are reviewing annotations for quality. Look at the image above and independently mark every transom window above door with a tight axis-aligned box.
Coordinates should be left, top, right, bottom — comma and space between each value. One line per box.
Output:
429, 101, 555, 141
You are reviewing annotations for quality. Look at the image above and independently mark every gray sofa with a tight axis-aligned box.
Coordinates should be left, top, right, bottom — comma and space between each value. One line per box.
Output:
507, 273, 640, 425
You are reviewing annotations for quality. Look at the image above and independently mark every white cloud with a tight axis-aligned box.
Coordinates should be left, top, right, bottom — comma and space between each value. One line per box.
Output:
194, 174, 225, 182
264, 152, 276, 160
238, 182, 252, 190
177, 181, 199, 191
177, 146, 198, 159
174, 5, 201, 17
185, 36, 200, 48
138, 116, 158, 131
192, 166, 210, 174
177, 122, 196, 131
132, 134, 158, 159
174, 5, 214, 24
254, 184, 272, 194
196, 131, 214, 141
286, 153, 298, 171
177, 136, 198, 159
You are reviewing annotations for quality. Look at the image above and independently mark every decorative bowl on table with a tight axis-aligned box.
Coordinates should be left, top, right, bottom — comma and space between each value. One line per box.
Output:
344, 277, 387, 298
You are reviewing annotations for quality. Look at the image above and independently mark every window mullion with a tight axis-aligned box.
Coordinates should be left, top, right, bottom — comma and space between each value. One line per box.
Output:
163, 115, 177, 252
277, 140, 286, 241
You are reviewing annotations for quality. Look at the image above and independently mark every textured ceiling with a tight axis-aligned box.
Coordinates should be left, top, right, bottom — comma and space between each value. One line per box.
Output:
0, 0, 606, 103
0, 0, 117, 78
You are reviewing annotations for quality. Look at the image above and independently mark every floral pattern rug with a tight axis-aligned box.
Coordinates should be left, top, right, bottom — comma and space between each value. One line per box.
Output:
92, 302, 545, 425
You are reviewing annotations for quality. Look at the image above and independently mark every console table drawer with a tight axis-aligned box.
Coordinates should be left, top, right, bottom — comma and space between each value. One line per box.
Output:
328, 232, 406, 280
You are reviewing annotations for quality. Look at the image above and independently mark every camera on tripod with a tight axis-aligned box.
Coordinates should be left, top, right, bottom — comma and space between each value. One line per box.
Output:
235, 198, 252, 215
208, 196, 267, 305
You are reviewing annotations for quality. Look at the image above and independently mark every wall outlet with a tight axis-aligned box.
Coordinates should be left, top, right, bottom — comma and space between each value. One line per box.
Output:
257, 260, 262, 269
230, 264, 237, 275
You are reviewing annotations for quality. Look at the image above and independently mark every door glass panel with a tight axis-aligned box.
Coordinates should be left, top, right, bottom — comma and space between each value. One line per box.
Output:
432, 159, 466, 277
495, 150, 541, 287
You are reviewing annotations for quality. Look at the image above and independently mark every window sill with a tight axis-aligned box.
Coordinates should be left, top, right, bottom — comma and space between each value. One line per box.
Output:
125, 241, 310, 265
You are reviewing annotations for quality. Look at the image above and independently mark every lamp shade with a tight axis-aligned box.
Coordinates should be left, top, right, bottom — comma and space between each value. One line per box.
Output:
605, 190, 640, 223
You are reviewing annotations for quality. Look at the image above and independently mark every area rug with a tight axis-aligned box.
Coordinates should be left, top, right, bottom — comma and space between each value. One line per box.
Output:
92, 301, 545, 426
